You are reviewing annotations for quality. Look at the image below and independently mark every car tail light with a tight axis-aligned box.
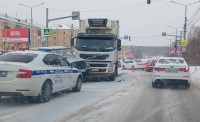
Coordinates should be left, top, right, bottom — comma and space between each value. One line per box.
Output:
148, 62, 152, 66
154, 67, 166, 71
16, 69, 32, 78
179, 67, 189, 72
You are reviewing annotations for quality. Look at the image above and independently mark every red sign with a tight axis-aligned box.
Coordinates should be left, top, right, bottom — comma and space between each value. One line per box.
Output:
171, 48, 180, 54
2, 28, 29, 44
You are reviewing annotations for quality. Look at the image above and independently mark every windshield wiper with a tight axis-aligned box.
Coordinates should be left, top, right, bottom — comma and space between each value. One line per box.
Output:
99, 47, 114, 51
78, 46, 98, 51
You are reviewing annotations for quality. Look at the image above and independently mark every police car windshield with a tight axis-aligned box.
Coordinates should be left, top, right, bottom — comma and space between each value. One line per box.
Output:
0, 53, 37, 63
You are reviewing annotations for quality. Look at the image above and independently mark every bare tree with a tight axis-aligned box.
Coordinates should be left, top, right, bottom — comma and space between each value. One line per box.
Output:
186, 26, 200, 65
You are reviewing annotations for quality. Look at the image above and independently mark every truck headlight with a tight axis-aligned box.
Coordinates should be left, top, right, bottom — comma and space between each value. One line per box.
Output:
108, 62, 115, 72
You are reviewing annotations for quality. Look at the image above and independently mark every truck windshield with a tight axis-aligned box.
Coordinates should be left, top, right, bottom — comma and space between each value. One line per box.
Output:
76, 37, 116, 52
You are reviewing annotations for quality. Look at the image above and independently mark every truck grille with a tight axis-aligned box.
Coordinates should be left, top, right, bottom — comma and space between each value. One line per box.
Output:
89, 69, 107, 72
90, 64, 107, 67
80, 54, 109, 60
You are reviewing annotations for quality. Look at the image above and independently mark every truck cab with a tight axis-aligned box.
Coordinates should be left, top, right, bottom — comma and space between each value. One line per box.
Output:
73, 18, 121, 81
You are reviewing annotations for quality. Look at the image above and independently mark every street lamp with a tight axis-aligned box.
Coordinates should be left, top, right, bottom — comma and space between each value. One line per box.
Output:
170, 1, 200, 41
19, 3, 45, 49
167, 26, 178, 53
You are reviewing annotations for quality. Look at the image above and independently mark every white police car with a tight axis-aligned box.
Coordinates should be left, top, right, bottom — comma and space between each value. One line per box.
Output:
0, 51, 83, 103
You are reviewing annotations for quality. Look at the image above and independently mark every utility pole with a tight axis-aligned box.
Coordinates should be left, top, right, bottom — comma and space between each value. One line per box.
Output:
46, 8, 49, 46
19, 3, 45, 49
167, 26, 178, 53
179, 31, 183, 56
175, 28, 178, 53
30, 7, 33, 49
170, 0, 200, 56
70, 24, 74, 48
184, 6, 187, 42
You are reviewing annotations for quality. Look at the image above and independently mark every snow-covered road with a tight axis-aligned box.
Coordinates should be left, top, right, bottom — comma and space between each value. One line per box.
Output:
1, 67, 200, 122
0, 69, 139, 122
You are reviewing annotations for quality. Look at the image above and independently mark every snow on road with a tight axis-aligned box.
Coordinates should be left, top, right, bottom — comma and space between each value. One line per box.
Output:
58, 70, 141, 122
0, 69, 140, 122
190, 66, 200, 88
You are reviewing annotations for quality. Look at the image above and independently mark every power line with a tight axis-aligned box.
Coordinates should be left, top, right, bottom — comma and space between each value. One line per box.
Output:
49, 0, 162, 13
163, 0, 183, 21
187, 7, 200, 26
130, 35, 162, 39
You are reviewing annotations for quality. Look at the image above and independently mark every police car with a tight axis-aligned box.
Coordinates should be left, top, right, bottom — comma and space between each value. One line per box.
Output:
0, 51, 83, 103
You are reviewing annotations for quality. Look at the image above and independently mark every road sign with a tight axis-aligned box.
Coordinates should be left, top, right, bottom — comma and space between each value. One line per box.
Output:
42, 28, 51, 37
162, 32, 166, 36
181, 39, 188, 47
182, 47, 186, 52
72, 11, 80, 20
178, 41, 182, 46
124, 35, 129, 40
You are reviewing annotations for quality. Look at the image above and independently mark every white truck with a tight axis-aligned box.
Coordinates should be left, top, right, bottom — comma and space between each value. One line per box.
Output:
72, 18, 121, 81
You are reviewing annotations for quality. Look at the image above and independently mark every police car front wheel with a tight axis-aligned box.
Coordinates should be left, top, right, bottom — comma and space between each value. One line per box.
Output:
72, 76, 82, 92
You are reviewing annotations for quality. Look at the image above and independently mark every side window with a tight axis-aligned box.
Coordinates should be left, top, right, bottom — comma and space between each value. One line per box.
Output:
43, 56, 49, 65
55, 55, 70, 67
43, 54, 59, 66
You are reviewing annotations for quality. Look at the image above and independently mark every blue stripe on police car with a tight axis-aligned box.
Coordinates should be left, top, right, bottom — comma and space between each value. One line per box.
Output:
32, 69, 80, 76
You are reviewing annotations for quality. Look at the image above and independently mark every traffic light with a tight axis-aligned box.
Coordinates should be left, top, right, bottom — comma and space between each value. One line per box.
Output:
129, 36, 131, 41
147, 0, 151, 4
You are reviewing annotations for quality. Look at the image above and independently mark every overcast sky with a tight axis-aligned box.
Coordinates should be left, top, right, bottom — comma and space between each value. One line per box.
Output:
1, 0, 200, 46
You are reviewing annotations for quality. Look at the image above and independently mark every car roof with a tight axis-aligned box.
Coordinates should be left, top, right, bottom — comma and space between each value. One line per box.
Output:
124, 60, 134, 61
7, 50, 50, 55
158, 57, 184, 60
38, 46, 68, 50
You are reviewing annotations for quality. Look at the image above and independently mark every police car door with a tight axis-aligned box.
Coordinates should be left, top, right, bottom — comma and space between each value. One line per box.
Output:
43, 54, 64, 91
55, 55, 74, 88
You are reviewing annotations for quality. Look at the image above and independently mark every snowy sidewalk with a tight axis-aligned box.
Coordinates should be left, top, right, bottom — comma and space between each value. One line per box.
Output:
190, 66, 200, 88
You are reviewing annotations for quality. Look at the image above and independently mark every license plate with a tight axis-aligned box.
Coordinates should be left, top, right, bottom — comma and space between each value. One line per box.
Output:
166, 69, 178, 73
0, 71, 7, 77
91, 69, 99, 72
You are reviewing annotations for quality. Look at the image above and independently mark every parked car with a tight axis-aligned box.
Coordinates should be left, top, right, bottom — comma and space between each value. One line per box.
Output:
135, 59, 145, 70
152, 57, 190, 89
122, 60, 137, 70
145, 59, 157, 72
0, 51, 83, 103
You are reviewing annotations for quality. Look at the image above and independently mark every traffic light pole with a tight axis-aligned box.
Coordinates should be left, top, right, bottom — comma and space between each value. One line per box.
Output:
46, 8, 49, 46
45, 8, 79, 46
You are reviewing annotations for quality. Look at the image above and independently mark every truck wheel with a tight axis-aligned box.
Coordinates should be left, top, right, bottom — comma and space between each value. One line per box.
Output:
116, 68, 118, 76
37, 81, 52, 103
152, 81, 156, 88
109, 74, 116, 81
122, 65, 125, 70
72, 76, 82, 92
185, 83, 190, 89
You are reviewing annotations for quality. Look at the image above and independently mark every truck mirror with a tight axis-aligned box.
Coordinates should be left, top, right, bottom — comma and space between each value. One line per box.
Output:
71, 38, 75, 47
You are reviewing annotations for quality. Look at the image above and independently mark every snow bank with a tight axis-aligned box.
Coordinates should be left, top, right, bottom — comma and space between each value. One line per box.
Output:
190, 66, 200, 87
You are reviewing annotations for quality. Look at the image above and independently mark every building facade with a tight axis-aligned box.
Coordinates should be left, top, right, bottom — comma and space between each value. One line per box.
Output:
48, 24, 77, 48
0, 14, 42, 50
0, 14, 77, 50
